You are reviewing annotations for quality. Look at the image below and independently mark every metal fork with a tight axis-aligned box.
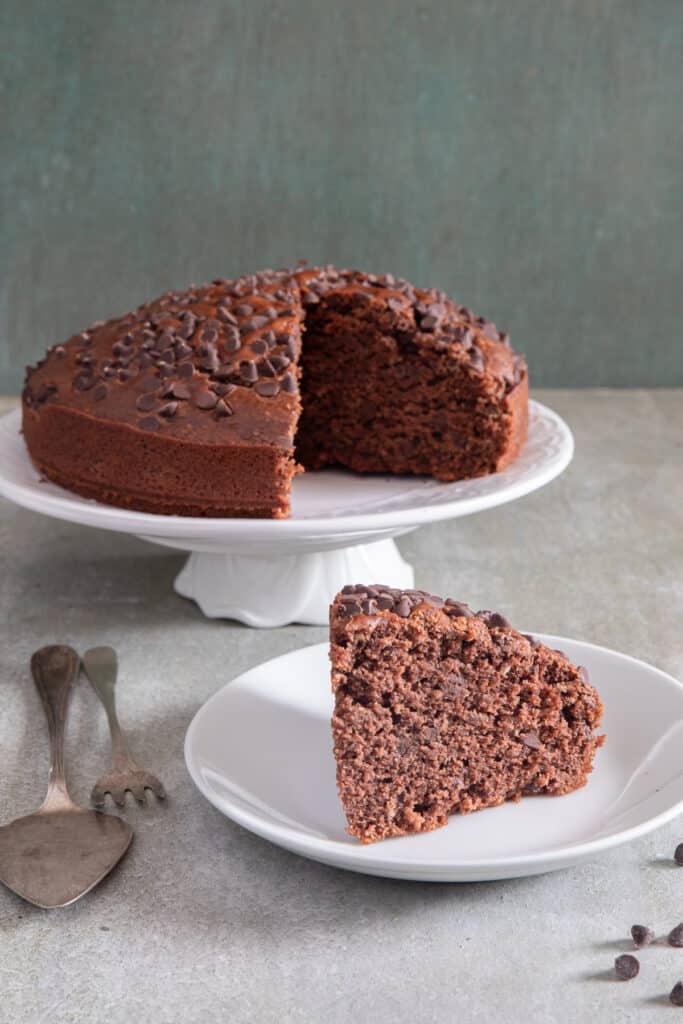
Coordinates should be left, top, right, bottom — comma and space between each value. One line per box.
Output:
81, 646, 166, 807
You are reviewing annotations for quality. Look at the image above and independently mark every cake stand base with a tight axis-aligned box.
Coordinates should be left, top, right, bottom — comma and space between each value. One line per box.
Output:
173, 538, 414, 627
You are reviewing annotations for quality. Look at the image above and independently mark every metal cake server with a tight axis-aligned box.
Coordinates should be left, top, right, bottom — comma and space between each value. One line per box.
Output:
0, 645, 133, 908
82, 646, 166, 807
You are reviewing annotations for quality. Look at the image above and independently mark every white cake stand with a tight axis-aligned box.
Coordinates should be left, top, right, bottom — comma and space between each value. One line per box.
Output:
0, 402, 572, 627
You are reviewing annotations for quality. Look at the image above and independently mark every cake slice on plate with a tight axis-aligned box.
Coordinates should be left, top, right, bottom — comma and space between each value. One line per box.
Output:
330, 585, 604, 844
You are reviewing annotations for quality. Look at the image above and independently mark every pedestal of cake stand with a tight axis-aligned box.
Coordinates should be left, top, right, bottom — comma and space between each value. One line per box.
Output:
171, 537, 414, 628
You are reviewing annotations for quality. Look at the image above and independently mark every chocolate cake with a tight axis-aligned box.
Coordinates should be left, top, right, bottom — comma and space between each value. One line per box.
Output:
330, 585, 604, 844
22, 266, 528, 517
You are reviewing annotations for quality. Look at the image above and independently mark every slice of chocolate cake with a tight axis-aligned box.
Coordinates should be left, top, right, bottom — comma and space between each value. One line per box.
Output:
296, 267, 527, 481
330, 585, 604, 844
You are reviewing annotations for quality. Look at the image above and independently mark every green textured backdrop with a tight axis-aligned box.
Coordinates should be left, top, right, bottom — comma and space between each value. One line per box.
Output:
1, 0, 682, 391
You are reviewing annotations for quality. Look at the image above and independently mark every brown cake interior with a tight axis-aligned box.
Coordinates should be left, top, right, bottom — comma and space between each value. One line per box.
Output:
297, 287, 527, 481
330, 586, 604, 844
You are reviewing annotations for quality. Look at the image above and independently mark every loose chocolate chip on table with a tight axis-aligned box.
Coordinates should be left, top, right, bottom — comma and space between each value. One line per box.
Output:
675, 843, 683, 865
631, 925, 655, 948
194, 390, 218, 411
255, 380, 279, 397
138, 416, 160, 431
135, 393, 157, 412
669, 924, 683, 947
614, 954, 639, 980
671, 982, 683, 1007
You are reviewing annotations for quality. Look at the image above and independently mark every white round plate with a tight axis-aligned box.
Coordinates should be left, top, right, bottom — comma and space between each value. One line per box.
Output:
0, 401, 571, 549
185, 638, 683, 882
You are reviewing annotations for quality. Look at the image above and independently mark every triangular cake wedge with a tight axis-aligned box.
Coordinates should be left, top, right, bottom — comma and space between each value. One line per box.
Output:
330, 585, 604, 844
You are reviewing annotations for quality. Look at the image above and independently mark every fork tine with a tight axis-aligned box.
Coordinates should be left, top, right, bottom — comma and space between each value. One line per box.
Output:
147, 779, 167, 800
128, 785, 146, 805
90, 785, 106, 808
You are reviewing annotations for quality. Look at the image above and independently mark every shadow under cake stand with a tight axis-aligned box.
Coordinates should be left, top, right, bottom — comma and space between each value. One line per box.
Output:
0, 401, 572, 627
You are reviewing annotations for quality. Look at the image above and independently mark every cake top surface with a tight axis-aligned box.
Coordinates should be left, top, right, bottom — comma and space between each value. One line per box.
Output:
297, 265, 526, 391
331, 583, 576, 665
23, 264, 526, 445
23, 271, 304, 448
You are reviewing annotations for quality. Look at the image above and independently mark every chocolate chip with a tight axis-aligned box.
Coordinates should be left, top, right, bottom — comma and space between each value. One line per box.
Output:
481, 321, 499, 342
668, 924, 683, 947
361, 599, 377, 615
93, 384, 108, 401
177, 362, 194, 379
259, 358, 276, 378
53, 345, 67, 358
251, 339, 269, 356
138, 416, 160, 431
671, 982, 683, 1006
213, 399, 233, 418
395, 597, 412, 617
118, 367, 137, 382
101, 365, 117, 379
675, 844, 683, 865
178, 318, 196, 340
301, 289, 320, 305
194, 390, 217, 410
210, 382, 236, 397
162, 381, 191, 400
445, 600, 474, 618
269, 354, 290, 372
423, 594, 445, 608
73, 373, 94, 391
137, 353, 154, 369
158, 401, 178, 418
631, 925, 655, 948
469, 345, 485, 372
387, 297, 404, 312
376, 595, 394, 611
140, 376, 162, 393
478, 610, 511, 629
520, 731, 542, 750
255, 380, 279, 397
174, 342, 193, 360
281, 372, 296, 393
614, 954, 639, 980
234, 304, 253, 317
217, 305, 237, 325
112, 340, 131, 357
157, 348, 175, 364
136, 393, 157, 412
240, 360, 258, 383
244, 315, 270, 332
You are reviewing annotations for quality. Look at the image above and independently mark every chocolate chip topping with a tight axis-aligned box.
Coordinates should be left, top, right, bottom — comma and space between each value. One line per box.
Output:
135, 393, 157, 412
138, 416, 160, 431
194, 389, 218, 410
671, 982, 683, 1007
675, 843, 683, 865
255, 380, 279, 398
668, 923, 683, 947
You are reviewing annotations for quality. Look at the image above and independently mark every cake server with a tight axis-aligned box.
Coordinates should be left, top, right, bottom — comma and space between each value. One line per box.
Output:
0, 645, 133, 908
82, 646, 166, 807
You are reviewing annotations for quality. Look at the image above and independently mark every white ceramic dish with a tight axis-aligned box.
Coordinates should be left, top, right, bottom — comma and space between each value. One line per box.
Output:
185, 638, 683, 882
0, 403, 572, 625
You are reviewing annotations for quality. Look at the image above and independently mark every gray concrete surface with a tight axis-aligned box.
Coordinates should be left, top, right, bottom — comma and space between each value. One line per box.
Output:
0, 389, 681, 1024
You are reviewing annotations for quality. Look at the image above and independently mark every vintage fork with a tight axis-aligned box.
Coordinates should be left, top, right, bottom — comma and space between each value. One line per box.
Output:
81, 646, 166, 807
